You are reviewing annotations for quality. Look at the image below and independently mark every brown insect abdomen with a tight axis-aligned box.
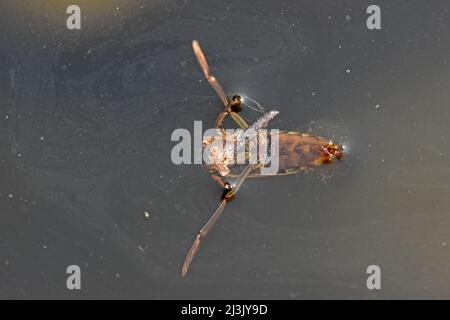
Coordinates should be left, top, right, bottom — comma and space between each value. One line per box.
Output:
276, 131, 332, 172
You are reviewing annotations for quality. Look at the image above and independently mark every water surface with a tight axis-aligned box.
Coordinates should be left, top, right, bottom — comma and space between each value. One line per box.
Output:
1, 0, 450, 299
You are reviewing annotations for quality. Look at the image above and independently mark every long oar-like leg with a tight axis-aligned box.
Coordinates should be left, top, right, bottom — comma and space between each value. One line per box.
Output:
192, 40, 231, 129
181, 199, 227, 277
192, 40, 228, 108
181, 162, 257, 277
193, 40, 251, 131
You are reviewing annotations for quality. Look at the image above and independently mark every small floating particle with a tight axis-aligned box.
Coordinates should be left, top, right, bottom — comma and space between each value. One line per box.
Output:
345, 68, 351, 74
144, 211, 150, 218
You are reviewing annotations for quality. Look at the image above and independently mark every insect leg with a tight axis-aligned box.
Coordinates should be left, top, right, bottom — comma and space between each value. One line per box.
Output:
181, 199, 228, 277
210, 174, 227, 188
192, 40, 228, 108
229, 111, 249, 130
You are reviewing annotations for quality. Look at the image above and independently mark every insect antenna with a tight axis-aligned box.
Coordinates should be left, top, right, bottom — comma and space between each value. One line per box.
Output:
242, 96, 265, 113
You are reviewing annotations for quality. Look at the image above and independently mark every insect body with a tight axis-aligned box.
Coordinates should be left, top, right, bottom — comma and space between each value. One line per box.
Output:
203, 129, 344, 179
181, 40, 345, 277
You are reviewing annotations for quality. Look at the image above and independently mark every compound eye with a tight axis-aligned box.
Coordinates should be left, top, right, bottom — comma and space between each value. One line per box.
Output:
232, 95, 241, 102
230, 95, 242, 113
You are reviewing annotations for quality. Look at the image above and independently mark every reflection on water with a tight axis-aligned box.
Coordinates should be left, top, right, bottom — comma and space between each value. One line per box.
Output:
1, 0, 450, 298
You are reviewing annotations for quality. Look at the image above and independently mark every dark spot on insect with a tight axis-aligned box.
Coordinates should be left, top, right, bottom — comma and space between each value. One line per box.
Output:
230, 95, 242, 113
221, 183, 234, 201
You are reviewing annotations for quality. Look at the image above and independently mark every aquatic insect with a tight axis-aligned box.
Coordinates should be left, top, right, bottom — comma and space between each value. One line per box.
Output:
181, 40, 345, 277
